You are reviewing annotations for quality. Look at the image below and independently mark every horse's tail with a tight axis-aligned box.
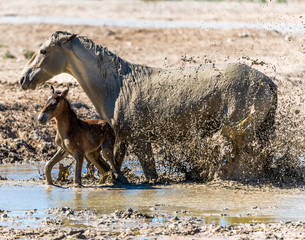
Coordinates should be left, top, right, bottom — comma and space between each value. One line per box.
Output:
256, 78, 277, 146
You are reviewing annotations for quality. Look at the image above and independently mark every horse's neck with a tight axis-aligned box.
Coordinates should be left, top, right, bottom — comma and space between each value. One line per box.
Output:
64, 43, 147, 122
55, 100, 77, 138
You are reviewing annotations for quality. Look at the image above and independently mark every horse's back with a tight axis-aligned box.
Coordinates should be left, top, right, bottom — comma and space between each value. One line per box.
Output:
114, 63, 277, 143
133, 63, 275, 123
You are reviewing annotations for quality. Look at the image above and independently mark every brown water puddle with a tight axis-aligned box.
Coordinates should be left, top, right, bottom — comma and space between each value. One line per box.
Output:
0, 164, 305, 229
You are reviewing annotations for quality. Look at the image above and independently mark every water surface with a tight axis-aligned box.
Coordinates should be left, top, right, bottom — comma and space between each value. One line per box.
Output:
1, 164, 305, 228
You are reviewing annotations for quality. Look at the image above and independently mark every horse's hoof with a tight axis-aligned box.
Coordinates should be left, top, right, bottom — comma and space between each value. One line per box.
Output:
117, 174, 129, 184
46, 181, 53, 185
111, 172, 129, 184
74, 183, 82, 188
143, 178, 158, 184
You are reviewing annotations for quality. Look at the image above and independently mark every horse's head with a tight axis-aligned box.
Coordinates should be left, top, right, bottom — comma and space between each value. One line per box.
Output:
20, 31, 77, 90
38, 86, 69, 124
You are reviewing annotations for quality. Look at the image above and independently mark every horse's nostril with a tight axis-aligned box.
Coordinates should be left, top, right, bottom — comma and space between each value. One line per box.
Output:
20, 77, 24, 85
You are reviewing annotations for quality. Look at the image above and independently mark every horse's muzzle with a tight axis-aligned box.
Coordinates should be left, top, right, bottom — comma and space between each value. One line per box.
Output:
20, 75, 30, 90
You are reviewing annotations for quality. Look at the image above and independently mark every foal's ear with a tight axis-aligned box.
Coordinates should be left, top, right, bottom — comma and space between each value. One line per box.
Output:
61, 87, 69, 98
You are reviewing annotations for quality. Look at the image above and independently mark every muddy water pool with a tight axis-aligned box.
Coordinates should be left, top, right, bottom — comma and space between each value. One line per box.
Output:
0, 163, 305, 229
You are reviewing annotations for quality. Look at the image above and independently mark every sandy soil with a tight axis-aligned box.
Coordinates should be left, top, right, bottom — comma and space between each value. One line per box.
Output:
1, 0, 305, 238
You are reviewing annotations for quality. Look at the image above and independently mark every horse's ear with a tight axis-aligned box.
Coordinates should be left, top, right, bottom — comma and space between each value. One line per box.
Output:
63, 34, 77, 44
61, 87, 69, 98
51, 85, 55, 94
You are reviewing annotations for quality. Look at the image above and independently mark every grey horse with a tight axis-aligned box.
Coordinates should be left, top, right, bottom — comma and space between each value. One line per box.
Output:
20, 31, 277, 182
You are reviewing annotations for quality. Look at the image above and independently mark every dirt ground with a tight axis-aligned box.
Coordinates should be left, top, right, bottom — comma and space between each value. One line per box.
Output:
1, 0, 305, 239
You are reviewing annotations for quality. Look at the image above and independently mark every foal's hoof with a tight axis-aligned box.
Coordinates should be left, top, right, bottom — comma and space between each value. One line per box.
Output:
99, 174, 109, 184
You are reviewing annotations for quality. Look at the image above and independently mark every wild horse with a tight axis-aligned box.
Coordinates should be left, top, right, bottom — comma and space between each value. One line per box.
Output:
20, 31, 277, 182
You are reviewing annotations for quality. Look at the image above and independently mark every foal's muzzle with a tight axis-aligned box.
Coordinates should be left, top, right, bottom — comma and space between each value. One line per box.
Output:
37, 113, 48, 125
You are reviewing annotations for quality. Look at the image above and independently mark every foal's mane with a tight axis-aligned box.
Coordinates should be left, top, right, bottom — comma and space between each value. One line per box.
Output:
54, 90, 78, 120
65, 98, 77, 118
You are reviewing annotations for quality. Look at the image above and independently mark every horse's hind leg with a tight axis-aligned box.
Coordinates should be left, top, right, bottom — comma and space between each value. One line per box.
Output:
45, 148, 67, 185
101, 138, 115, 171
112, 141, 129, 183
132, 139, 158, 182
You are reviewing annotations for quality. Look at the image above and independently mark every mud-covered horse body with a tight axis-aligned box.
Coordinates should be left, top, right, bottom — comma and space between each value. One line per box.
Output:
118, 63, 276, 138
20, 31, 277, 182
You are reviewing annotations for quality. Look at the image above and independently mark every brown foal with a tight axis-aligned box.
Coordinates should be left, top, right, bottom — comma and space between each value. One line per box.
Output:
38, 86, 115, 186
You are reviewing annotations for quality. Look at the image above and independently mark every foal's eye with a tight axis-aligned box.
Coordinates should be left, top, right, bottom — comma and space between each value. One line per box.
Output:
47, 103, 57, 111
40, 49, 47, 55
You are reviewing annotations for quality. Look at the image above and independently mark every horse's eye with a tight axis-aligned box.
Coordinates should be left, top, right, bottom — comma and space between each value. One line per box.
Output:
40, 49, 47, 55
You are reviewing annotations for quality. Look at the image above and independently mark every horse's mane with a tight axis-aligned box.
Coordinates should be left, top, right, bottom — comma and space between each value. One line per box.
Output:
51, 31, 131, 82
51, 31, 118, 61
50, 31, 152, 87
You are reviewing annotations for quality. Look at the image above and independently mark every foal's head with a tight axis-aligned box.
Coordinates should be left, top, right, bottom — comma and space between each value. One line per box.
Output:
38, 86, 69, 124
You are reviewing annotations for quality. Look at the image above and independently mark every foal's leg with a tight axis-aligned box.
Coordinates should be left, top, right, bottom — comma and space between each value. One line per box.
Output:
73, 153, 84, 186
45, 148, 67, 185
84, 159, 94, 178
86, 149, 111, 184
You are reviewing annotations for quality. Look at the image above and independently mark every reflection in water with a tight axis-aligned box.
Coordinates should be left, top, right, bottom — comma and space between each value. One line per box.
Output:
0, 164, 42, 180
1, 164, 305, 228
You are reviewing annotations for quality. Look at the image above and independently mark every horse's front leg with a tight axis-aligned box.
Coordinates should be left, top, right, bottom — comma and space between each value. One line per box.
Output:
73, 153, 84, 186
45, 148, 67, 185
112, 140, 129, 183
132, 139, 158, 183
101, 138, 115, 171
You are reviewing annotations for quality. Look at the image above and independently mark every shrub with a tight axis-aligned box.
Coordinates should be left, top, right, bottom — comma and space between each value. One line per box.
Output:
3, 51, 15, 59
24, 50, 35, 59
